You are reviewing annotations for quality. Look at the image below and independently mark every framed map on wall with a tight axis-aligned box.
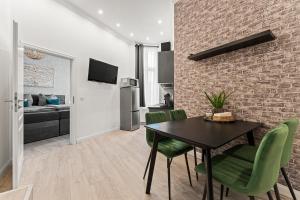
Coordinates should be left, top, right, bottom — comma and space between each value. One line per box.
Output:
24, 64, 55, 88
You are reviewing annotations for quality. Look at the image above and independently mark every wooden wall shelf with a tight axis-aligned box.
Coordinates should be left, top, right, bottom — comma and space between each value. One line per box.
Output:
188, 30, 275, 61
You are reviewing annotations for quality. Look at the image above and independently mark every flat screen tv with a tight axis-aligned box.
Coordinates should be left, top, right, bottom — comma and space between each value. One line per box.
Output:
88, 58, 118, 84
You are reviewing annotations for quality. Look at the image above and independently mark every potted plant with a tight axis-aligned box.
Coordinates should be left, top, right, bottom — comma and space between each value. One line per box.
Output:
204, 90, 232, 115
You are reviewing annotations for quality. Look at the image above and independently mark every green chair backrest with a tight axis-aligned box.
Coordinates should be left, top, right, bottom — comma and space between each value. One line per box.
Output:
281, 118, 299, 166
247, 124, 288, 195
170, 109, 187, 121
145, 112, 168, 146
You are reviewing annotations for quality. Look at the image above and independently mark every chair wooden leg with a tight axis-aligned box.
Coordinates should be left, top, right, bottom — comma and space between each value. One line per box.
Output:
281, 168, 297, 200
202, 184, 207, 200
167, 158, 171, 200
184, 153, 193, 187
267, 191, 274, 200
193, 147, 199, 181
143, 151, 152, 179
220, 184, 224, 200
249, 196, 255, 200
274, 184, 281, 200
225, 187, 229, 197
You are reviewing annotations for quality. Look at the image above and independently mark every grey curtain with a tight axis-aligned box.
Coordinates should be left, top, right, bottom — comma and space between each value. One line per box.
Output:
135, 44, 145, 107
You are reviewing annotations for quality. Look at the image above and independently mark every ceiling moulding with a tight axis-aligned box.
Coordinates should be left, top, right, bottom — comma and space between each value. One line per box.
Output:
53, 0, 134, 45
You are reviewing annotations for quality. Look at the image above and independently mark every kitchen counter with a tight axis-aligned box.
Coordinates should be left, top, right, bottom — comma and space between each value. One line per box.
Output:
147, 104, 174, 109
148, 104, 174, 120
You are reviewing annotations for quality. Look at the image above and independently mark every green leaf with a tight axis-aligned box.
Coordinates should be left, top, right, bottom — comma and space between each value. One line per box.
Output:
204, 90, 233, 109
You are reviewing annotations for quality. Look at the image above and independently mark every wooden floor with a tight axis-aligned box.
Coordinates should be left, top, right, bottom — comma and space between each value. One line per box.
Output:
0, 166, 12, 193
20, 128, 290, 200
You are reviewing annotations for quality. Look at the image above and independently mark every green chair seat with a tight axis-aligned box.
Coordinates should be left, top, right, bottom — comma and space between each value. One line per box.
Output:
196, 155, 253, 193
224, 144, 257, 163
145, 111, 194, 199
224, 118, 299, 168
146, 111, 193, 158
149, 139, 193, 158
196, 124, 289, 197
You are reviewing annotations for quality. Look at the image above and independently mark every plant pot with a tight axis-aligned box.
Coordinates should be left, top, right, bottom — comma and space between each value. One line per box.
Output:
212, 108, 225, 114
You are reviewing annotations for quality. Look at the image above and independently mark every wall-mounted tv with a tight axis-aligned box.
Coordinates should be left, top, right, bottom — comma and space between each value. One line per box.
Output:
88, 58, 118, 84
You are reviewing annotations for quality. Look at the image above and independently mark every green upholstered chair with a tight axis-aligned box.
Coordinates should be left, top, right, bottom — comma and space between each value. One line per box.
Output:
224, 118, 299, 200
169, 109, 200, 181
143, 112, 194, 200
195, 124, 289, 200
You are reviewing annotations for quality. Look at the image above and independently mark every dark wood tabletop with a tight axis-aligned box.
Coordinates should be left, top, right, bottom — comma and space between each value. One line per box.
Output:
145, 116, 262, 149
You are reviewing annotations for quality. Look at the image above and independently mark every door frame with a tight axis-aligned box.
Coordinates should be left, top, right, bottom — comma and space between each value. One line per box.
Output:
9, 20, 24, 188
22, 42, 77, 145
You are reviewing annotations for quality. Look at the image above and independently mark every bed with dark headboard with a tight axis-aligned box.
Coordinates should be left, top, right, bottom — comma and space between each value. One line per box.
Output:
23, 94, 70, 143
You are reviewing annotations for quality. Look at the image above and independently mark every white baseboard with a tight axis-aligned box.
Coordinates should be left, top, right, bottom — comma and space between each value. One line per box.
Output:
76, 127, 120, 142
0, 159, 11, 179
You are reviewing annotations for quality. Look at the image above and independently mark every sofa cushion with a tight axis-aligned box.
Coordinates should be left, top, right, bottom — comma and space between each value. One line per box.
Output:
24, 94, 33, 106
24, 106, 55, 113
24, 99, 29, 107
31, 94, 39, 106
38, 94, 47, 106
47, 98, 60, 105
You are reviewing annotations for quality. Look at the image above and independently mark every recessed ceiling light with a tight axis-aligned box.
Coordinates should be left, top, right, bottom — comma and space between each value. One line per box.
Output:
98, 9, 103, 15
116, 23, 121, 27
146, 37, 150, 41
158, 19, 162, 24
160, 31, 164, 36
130, 32, 134, 37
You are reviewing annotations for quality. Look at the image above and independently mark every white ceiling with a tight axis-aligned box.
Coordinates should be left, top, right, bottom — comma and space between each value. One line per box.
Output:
61, 0, 174, 45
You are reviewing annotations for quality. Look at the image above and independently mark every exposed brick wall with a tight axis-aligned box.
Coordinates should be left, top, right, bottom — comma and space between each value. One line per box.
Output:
174, 0, 300, 190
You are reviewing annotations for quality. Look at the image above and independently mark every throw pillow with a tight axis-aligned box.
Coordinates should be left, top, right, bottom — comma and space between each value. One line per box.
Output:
23, 99, 29, 107
46, 98, 60, 105
38, 94, 47, 106
31, 94, 39, 106
24, 94, 33, 106
46, 95, 60, 105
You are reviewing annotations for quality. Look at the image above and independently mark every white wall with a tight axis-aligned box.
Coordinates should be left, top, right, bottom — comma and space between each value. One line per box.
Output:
24, 52, 71, 104
12, 0, 135, 139
0, 0, 12, 176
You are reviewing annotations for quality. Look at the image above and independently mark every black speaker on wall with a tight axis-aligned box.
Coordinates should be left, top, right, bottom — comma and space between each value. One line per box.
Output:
161, 42, 171, 51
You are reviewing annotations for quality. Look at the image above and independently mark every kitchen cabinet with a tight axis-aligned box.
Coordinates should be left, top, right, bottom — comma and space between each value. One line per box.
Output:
158, 51, 174, 84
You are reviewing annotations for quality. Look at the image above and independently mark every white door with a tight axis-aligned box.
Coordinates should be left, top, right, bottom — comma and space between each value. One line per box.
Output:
12, 21, 24, 188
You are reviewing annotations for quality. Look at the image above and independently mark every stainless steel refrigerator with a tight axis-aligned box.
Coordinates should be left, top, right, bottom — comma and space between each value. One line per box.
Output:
120, 86, 140, 131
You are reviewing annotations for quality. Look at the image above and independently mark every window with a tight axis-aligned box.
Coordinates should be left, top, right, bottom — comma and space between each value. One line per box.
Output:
143, 46, 159, 106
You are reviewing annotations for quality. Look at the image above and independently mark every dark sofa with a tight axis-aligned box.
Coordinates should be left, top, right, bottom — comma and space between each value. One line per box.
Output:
24, 94, 70, 144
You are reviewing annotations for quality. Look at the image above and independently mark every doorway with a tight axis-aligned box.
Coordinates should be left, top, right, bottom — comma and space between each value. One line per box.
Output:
21, 43, 76, 156
10, 24, 77, 188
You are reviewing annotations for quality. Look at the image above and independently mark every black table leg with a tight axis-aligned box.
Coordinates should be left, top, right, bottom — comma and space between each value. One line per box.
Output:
247, 130, 255, 146
205, 148, 214, 200
146, 132, 160, 194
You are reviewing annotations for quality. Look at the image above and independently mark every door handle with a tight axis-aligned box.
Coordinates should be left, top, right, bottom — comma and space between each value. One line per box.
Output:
3, 100, 13, 103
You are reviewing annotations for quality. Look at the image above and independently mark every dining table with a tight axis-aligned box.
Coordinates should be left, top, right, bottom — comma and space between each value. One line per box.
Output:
144, 116, 261, 200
